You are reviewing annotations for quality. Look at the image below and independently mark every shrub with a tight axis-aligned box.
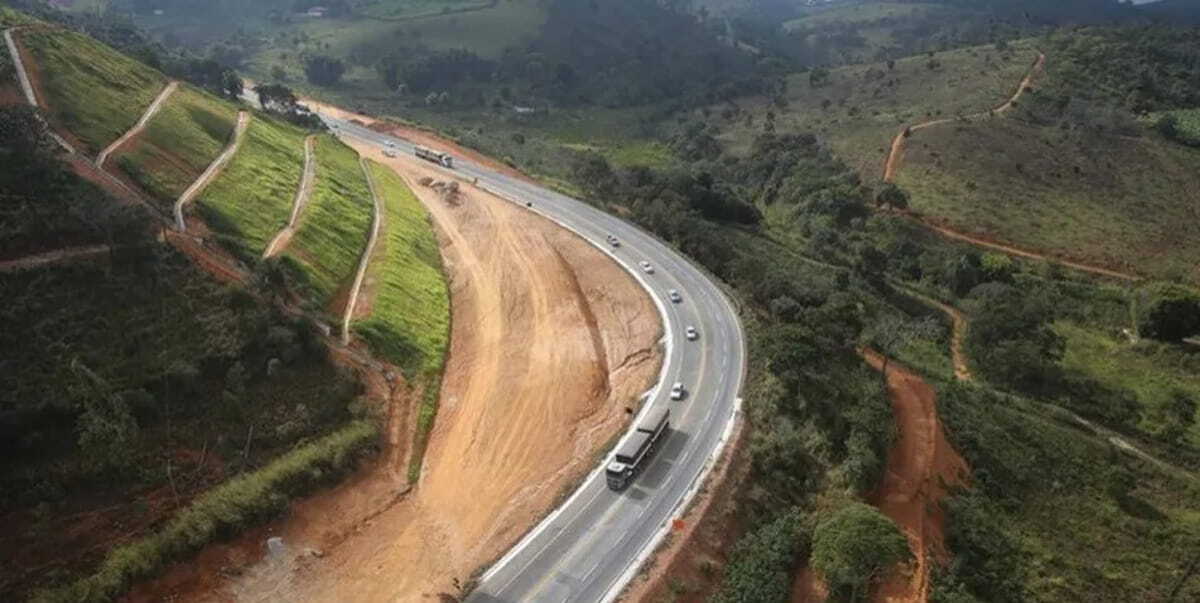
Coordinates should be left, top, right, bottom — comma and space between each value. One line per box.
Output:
712, 508, 809, 603
1136, 282, 1200, 342
811, 503, 911, 602
37, 420, 378, 603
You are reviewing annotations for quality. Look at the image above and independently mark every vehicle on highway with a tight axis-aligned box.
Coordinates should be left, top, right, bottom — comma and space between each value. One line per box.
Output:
606, 234, 620, 248
605, 405, 670, 490
685, 326, 698, 341
670, 382, 685, 400
415, 145, 454, 168
386, 140, 395, 148
668, 289, 682, 303
639, 261, 654, 274
383, 149, 397, 158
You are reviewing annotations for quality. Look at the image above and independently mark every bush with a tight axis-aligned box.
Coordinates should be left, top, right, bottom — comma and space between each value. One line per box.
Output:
1136, 282, 1200, 342
811, 503, 911, 602
37, 420, 378, 603
712, 508, 809, 603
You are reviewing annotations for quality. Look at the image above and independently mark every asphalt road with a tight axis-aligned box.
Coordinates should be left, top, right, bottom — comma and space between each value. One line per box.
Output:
322, 115, 746, 603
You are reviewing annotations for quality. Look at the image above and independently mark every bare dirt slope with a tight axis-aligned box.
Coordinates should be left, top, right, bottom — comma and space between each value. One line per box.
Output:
863, 351, 969, 603
128, 142, 662, 602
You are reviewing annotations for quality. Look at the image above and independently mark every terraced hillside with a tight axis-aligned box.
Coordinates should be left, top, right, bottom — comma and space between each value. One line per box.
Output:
354, 161, 450, 379
16, 27, 166, 155
197, 116, 308, 260
280, 134, 374, 311
110, 84, 239, 207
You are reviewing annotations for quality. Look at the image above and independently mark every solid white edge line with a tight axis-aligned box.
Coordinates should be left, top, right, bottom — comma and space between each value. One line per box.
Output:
329, 120, 745, 602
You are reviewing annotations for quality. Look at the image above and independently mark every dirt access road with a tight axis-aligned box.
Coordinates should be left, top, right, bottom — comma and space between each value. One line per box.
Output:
864, 351, 968, 603
878, 53, 1139, 282
129, 142, 662, 602
790, 353, 969, 603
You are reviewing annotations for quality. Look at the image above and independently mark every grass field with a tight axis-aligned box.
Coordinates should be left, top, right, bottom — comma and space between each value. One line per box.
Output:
114, 84, 238, 205
237, 0, 545, 90
784, 2, 949, 30
714, 40, 1039, 179
354, 162, 449, 379
197, 115, 308, 260
894, 117, 1200, 282
18, 28, 166, 155
1058, 322, 1200, 449
939, 383, 1200, 602
281, 134, 373, 308
357, 0, 491, 20
1157, 107, 1200, 146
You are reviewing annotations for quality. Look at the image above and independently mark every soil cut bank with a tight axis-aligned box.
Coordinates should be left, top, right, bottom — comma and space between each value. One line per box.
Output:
128, 140, 662, 602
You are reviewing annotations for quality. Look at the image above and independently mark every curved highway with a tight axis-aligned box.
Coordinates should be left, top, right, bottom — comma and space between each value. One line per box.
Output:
323, 116, 746, 603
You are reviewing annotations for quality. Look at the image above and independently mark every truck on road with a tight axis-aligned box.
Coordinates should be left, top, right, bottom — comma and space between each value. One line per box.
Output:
606, 405, 670, 490
415, 145, 454, 168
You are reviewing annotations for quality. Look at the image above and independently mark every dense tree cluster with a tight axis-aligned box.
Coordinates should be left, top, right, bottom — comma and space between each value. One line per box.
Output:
810, 503, 911, 601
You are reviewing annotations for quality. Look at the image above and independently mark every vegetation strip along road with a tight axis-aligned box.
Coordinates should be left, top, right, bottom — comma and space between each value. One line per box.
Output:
263, 134, 317, 258
877, 51, 1139, 282
96, 80, 177, 169
174, 111, 250, 231
341, 157, 385, 345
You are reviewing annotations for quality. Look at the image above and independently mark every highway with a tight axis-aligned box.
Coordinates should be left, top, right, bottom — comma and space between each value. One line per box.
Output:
322, 115, 747, 603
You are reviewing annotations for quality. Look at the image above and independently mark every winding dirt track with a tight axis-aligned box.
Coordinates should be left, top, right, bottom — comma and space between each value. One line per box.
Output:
263, 135, 317, 258
864, 351, 969, 603
878, 53, 1137, 282
0, 245, 110, 272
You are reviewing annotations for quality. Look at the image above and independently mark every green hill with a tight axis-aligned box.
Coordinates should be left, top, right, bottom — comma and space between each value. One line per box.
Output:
17, 27, 167, 155
894, 27, 1200, 283
112, 84, 239, 206
197, 116, 309, 260
280, 134, 374, 312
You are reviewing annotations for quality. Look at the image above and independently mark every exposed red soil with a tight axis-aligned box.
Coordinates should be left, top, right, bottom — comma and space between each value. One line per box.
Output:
792, 567, 831, 603
898, 211, 1140, 281
882, 53, 1044, 183
127, 144, 662, 602
1, 448, 226, 599
894, 287, 973, 382
862, 351, 969, 603
622, 418, 748, 603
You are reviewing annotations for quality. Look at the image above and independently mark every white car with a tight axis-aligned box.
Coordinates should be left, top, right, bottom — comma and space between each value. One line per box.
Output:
668, 289, 682, 303
383, 150, 397, 158
685, 326, 698, 341
670, 382, 685, 401
639, 261, 654, 274
386, 140, 396, 148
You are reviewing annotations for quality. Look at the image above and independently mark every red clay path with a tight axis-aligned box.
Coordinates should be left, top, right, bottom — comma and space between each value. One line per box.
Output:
864, 351, 969, 603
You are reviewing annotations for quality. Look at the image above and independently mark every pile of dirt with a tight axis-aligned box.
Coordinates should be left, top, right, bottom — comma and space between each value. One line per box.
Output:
127, 142, 662, 602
